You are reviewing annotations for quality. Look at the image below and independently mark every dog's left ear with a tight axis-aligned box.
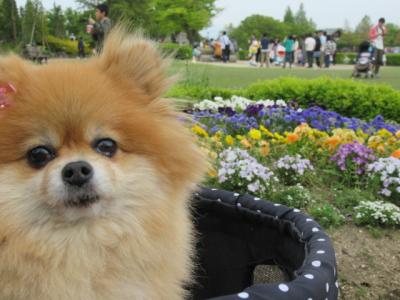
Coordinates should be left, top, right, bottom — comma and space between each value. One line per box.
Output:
97, 26, 171, 101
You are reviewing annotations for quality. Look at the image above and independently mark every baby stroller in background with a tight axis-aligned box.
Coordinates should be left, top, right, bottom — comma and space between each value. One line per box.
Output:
351, 41, 374, 78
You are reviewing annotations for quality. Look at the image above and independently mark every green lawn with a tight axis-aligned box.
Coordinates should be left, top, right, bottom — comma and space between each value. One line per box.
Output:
171, 61, 400, 90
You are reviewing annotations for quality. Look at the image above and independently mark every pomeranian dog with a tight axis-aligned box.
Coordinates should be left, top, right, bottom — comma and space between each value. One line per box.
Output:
0, 27, 205, 300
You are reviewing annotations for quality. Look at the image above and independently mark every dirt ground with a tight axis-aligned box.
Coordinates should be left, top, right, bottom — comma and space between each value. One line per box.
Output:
253, 225, 399, 299
329, 225, 400, 300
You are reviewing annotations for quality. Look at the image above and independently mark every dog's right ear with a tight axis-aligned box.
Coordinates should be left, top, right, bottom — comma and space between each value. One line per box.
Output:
0, 55, 28, 90
97, 26, 171, 102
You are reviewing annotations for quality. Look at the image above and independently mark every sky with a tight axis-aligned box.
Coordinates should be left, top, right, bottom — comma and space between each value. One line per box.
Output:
16, 0, 399, 39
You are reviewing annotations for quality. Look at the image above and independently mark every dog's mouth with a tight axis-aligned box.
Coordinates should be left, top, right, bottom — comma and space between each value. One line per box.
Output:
63, 187, 100, 208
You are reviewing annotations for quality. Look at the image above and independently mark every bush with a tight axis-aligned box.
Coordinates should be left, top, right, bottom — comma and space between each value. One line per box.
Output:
386, 54, 400, 66
335, 52, 357, 64
354, 201, 400, 226
335, 52, 400, 66
47, 35, 90, 56
168, 77, 400, 122
272, 184, 315, 209
238, 49, 249, 60
309, 204, 345, 229
159, 43, 192, 60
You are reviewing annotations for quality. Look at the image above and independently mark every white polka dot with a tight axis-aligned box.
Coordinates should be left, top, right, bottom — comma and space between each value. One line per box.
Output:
274, 203, 281, 206
237, 292, 249, 299
304, 274, 314, 279
278, 283, 289, 292
254, 197, 260, 201
234, 193, 240, 197
307, 298, 313, 300
335, 281, 339, 288
312, 260, 321, 267
237, 203, 242, 207
217, 198, 221, 202
334, 267, 336, 276
312, 227, 320, 232
195, 193, 199, 196
317, 250, 325, 254
306, 218, 313, 222
317, 238, 326, 242
293, 208, 300, 212
326, 283, 330, 293
211, 188, 217, 191
257, 210, 261, 213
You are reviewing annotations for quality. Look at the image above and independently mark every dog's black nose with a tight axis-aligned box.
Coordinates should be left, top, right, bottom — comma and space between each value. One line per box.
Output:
62, 161, 93, 187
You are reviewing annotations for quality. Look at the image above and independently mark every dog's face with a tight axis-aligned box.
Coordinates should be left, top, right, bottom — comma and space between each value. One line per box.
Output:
0, 29, 204, 226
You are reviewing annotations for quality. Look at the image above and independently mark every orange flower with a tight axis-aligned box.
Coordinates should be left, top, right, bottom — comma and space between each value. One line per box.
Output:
240, 138, 252, 148
286, 133, 299, 144
325, 136, 341, 149
259, 141, 270, 157
392, 149, 400, 158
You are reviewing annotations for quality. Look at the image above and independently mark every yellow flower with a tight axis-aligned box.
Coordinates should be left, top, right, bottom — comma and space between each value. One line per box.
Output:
377, 129, 393, 138
192, 125, 208, 137
396, 130, 400, 138
208, 168, 217, 178
209, 151, 218, 160
225, 135, 234, 145
236, 135, 244, 141
260, 125, 274, 137
249, 129, 262, 140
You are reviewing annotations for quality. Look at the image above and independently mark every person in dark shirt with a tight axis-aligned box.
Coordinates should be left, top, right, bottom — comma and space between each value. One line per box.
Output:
260, 33, 270, 67
88, 3, 112, 54
77, 37, 85, 58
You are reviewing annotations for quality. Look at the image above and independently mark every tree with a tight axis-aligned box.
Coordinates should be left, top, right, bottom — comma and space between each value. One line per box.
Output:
355, 15, 372, 38
47, 5, 65, 38
384, 23, 400, 47
230, 15, 289, 49
0, 0, 20, 42
75, 0, 218, 42
292, 3, 315, 36
21, 0, 47, 45
283, 6, 294, 25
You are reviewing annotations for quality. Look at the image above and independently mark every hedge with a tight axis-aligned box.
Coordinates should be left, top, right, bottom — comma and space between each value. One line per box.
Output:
159, 43, 192, 60
166, 77, 400, 122
386, 54, 400, 66
335, 52, 400, 66
47, 35, 91, 56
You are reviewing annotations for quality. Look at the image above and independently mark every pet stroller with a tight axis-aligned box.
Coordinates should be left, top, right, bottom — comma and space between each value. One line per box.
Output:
190, 187, 338, 300
351, 41, 374, 78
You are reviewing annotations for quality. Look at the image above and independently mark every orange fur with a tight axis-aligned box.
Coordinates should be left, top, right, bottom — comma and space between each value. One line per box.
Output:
0, 27, 206, 300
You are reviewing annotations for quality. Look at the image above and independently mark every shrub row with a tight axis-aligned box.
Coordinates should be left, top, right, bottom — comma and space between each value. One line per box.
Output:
335, 52, 400, 66
46, 35, 91, 56
167, 77, 400, 122
159, 43, 192, 60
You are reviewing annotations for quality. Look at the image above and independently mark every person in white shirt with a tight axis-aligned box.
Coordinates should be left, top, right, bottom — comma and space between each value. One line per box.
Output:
304, 33, 316, 68
369, 18, 387, 77
219, 31, 231, 63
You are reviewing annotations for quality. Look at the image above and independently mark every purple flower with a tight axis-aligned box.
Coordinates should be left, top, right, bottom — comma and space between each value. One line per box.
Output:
331, 142, 376, 174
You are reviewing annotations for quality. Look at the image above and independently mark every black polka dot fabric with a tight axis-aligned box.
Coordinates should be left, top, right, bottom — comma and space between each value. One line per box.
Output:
190, 187, 338, 300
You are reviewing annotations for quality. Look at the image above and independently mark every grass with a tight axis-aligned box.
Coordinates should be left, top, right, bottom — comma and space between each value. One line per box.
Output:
170, 61, 400, 90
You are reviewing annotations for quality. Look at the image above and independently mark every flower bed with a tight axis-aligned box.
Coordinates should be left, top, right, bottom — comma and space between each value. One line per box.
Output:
190, 96, 400, 228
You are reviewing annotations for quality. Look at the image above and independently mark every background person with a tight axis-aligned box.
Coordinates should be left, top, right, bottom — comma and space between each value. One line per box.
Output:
369, 17, 387, 77
88, 3, 112, 54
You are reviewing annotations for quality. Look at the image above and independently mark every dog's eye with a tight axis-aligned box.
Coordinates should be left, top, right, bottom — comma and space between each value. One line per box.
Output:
93, 138, 117, 158
27, 146, 56, 168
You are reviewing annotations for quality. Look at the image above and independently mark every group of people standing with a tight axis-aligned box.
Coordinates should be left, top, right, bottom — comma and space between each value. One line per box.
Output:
247, 31, 337, 69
